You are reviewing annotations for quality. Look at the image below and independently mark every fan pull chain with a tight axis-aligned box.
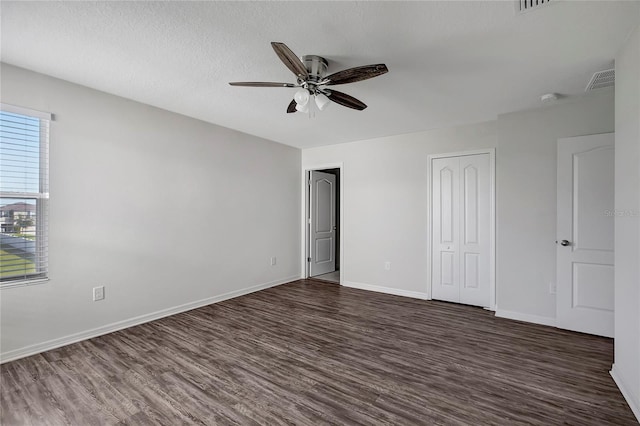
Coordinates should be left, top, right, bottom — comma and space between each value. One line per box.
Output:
308, 94, 315, 119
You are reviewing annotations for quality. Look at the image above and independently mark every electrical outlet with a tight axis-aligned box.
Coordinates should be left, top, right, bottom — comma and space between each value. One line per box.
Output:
270, 256, 277, 266
384, 261, 391, 271
549, 282, 556, 295
93, 286, 105, 301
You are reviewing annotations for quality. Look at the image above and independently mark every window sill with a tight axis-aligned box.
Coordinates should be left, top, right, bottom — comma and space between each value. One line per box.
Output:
0, 278, 50, 289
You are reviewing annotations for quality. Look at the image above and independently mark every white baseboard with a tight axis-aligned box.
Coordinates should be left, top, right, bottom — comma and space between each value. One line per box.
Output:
0, 275, 299, 364
342, 280, 430, 300
611, 364, 640, 422
341, 284, 555, 329
495, 308, 557, 328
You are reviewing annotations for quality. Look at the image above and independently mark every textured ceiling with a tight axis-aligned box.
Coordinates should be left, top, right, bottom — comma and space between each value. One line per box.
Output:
1, 1, 638, 148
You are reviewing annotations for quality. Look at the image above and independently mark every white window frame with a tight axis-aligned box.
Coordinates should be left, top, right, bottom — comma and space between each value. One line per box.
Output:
0, 103, 51, 288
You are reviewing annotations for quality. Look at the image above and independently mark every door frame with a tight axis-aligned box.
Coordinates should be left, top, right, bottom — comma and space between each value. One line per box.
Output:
426, 149, 496, 310
301, 163, 344, 284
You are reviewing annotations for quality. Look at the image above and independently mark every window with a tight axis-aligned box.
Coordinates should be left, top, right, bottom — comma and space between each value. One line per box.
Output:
0, 104, 50, 285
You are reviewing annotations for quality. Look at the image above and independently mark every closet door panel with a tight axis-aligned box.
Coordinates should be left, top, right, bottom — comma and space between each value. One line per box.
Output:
431, 157, 460, 303
459, 154, 490, 307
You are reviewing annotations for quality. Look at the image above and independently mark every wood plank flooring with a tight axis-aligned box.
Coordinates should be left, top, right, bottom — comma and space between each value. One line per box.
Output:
1, 279, 637, 425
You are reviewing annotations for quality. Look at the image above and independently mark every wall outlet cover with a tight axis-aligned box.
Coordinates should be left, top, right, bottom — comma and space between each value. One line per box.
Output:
93, 286, 105, 301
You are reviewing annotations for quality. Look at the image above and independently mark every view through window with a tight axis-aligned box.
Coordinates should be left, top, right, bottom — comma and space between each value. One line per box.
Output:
0, 108, 50, 284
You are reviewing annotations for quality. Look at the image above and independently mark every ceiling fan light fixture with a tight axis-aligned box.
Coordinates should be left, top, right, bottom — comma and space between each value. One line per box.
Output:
295, 102, 309, 113
315, 93, 330, 111
294, 89, 309, 107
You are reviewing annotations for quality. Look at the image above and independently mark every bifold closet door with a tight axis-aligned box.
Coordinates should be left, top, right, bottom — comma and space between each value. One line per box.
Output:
431, 154, 490, 308
432, 156, 461, 303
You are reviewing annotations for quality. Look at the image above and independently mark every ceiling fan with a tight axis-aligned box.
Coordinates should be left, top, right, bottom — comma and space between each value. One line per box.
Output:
229, 42, 388, 113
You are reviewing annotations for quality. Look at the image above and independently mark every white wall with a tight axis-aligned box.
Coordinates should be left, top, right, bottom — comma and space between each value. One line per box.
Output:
611, 22, 640, 421
496, 91, 615, 321
0, 64, 301, 361
303, 90, 614, 322
303, 121, 497, 298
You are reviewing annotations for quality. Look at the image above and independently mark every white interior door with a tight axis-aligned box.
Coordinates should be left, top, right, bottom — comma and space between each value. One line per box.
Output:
431, 154, 490, 308
557, 133, 614, 337
459, 154, 490, 307
309, 171, 336, 277
432, 157, 461, 303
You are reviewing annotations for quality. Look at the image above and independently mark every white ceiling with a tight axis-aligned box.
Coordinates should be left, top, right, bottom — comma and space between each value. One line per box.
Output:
1, 1, 638, 149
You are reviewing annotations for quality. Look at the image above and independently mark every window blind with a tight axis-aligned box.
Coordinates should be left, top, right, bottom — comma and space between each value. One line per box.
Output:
0, 104, 50, 284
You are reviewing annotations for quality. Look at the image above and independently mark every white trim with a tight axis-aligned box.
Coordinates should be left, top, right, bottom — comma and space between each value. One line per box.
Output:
343, 280, 430, 300
426, 148, 497, 310
0, 103, 52, 121
0, 277, 49, 290
495, 308, 557, 327
428, 149, 495, 159
0, 275, 298, 364
610, 364, 640, 422
0, 192, 50, 199
302, 163, 344, 285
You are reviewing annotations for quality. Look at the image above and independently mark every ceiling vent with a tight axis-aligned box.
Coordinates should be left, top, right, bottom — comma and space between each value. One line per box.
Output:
585, 69, 615, 92
518, 0, 551, 13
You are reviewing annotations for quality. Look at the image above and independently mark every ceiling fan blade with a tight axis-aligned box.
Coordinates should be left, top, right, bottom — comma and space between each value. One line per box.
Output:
323, 64, 388, 85
271, 42, 309, 80
324, 89, 367, 111
229, 82, 296, 88
287, 99, 297, 113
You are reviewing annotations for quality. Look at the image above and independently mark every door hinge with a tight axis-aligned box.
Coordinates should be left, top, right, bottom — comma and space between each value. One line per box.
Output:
307, 257, 311, 262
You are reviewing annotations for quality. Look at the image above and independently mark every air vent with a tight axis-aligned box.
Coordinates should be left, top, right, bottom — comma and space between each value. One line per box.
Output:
585, 69, 615, 92
518, 0, 551, 12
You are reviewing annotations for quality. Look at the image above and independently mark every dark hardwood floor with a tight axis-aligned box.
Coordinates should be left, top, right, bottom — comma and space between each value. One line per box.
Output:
1, 279, 637, 425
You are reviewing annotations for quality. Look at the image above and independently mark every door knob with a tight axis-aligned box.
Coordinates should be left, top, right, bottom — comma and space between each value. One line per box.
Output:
560, 240, 571, 246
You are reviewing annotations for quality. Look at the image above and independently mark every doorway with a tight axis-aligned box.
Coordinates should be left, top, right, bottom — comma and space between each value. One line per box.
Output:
556, 133, 614, 337
428, 149, 496, 309
305, 166, 341, 283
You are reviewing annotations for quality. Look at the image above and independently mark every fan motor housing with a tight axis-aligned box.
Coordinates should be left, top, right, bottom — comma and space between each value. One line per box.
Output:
301, 55, 328, 83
